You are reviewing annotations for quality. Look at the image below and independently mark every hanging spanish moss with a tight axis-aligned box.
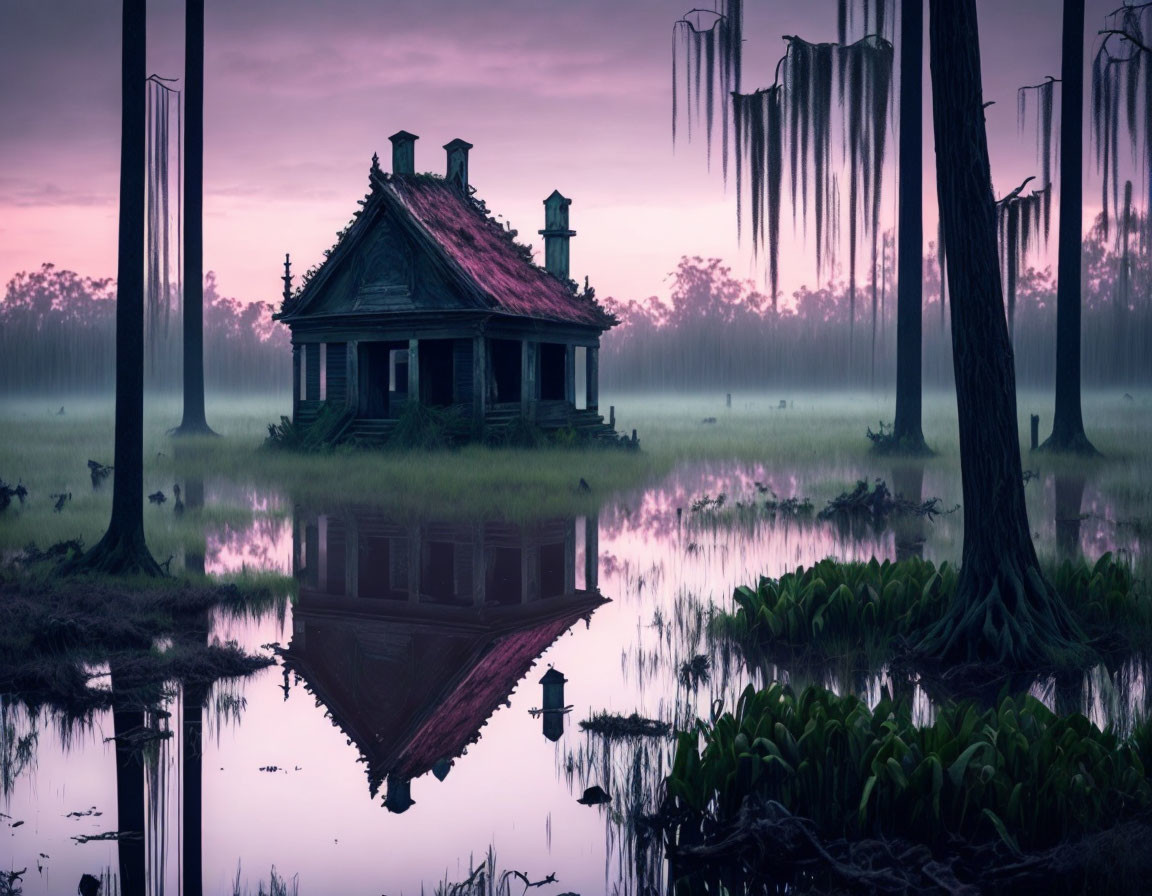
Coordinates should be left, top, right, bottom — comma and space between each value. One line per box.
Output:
835, 33, 894, 342
672, 2, 743, 179
1017, 75, 1059, 237
672, 2, 891, 317
996, 176, 1046, 341
145, 75, 182, 373
1093, 2, 1152, 243
732, 86, 784, 304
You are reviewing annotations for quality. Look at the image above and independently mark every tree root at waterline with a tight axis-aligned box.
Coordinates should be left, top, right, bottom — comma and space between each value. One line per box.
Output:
915, 558, 1091, 669
62, 526, 165, 578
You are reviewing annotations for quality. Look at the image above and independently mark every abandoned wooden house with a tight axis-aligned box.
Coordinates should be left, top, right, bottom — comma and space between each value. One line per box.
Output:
275, 131, 618, 443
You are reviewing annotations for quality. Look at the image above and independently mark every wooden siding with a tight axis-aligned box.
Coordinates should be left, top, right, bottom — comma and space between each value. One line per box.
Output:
452, 338, 473, 404
326, 342, 348, 404
305, 344, 321, 401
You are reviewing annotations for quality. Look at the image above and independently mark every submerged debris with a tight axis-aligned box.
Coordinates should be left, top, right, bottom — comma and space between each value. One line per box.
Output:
50, 492, 71, 513
17, 539, 84, 566
0, 480, 28, 512
576, 784, 612, 805
818, 479, 951, 533
87, 460, 113, 489
580, 712, 671, 739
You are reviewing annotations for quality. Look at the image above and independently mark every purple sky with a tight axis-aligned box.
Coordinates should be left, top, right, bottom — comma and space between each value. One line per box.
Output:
0, 0, 1128, 308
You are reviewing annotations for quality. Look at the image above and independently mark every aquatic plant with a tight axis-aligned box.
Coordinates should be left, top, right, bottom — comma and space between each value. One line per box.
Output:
663, 683, 1152, 887
713, 557, 951, 659
712, 554, 1145, 666
581, 711, 672, 739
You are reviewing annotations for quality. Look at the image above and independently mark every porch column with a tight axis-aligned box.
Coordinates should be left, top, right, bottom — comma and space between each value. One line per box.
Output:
472, 335, 487, 425
345, 515, 359, 598
345, 341, 359, 412
522, 537, 538, 604
564, 344, 576, 406
407, 525, 421, 603
520, 339, 537, 420
586, 346, 599, 412
472, 522, 486, 606
584, 513, 599, 592
564, 518, 576, 594
407, 338, 420, 407
291, 345, 301, 420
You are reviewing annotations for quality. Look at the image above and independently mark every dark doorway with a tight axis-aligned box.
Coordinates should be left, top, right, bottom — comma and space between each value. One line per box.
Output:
422, 540, 457, 602
539, 541, 566, 599
539, 343, 566, 400
490, 339, 522, 403
420, 339, 454, 407
358, 535, 407, 600
359, 341, 409, 418
486, 546, 523, 605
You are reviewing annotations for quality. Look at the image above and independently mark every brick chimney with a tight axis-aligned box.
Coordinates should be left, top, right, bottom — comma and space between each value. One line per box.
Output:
539, 190, 575, 280
389, 130, 418, 175
443, 138, 473, 192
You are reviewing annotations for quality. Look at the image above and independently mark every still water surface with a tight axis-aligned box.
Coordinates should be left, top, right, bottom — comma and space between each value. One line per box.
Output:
3, 460, 1148, 894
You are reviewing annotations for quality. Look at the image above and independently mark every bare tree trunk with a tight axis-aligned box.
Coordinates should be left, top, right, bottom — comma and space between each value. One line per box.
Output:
111, 665, 147, 895
68, 0, 162, 576
918, 0, 1086, 668
890, 0, 930, 453
1042, 0, 1097, 454
173, 0, 216, 437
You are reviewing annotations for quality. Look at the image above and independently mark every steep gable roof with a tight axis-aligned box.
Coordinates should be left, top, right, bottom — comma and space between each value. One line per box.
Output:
278, 171, 615, 329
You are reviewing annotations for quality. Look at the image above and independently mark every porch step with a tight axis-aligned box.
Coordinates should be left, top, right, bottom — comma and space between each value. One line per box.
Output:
345, 419, 397, 444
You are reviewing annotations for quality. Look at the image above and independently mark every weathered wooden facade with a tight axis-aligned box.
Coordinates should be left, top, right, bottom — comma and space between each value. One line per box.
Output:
274, 131, 617, 442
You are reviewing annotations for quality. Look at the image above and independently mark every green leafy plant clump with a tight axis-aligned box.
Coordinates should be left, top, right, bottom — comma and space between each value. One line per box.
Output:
665, 683, 1152, 858
712, 556, 953, 659
712, 553, 1148, 664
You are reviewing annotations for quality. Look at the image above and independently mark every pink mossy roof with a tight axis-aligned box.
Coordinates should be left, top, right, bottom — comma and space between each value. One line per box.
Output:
383, 174, 614, 328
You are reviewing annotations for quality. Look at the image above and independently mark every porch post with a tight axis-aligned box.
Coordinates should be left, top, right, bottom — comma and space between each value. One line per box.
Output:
291, 344, 301, 421
564, 518, 576, 594
472, 522, 486, 606
407, 338, 420, 407
564, 344, 576, 406
345, 341, 359, 412
586, 346, 599, 412
407, 524, 421, 603
345, 515, 359, 598
584, 512, 599, 592
472, 335, 487, 425
520, 339, 537, 420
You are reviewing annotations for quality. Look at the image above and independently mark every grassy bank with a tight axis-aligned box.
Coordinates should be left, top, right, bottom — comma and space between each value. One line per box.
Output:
1, 389, 1150, 559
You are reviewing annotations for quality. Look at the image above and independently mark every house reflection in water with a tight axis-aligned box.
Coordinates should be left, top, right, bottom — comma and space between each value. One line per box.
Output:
283, 509, 605, 812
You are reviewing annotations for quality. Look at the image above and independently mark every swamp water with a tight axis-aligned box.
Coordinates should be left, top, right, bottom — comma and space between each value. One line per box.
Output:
3, 459, 1149, 894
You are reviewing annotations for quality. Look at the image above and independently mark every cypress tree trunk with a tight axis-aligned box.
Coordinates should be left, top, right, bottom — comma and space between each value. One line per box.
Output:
1041, 0, 1097, 454
918, 0, 1086, 668
173, 0, 216, 436
181, 614, 210, 896
68, 0, 162, 576
890, 0, 930, 453
111, 666, 148, 895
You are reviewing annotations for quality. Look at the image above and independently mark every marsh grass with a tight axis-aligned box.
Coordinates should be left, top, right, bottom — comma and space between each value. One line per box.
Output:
2, 388, 1151, 556
0, 571, 284, 715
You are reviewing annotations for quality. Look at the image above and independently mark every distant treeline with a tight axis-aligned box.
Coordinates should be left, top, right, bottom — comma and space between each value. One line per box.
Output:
0, 264, 288, 394
601, 215, 1152, 392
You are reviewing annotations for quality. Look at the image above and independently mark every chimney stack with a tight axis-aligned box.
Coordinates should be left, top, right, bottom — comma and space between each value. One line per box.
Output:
443, 138, 473, 192
389, 130, 418, 175
539, 190, 576, 280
